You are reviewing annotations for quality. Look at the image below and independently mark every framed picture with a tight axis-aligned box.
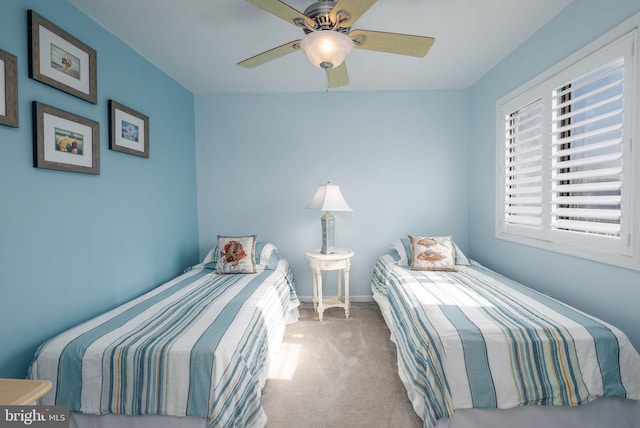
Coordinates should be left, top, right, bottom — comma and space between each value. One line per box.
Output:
0, 48, 18, 127
28, 10, 97, 104
33, 101, 100, 174
109, 100, 149, 158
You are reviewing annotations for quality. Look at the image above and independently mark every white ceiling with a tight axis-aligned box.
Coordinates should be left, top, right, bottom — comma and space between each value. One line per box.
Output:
69, 0, 571, 94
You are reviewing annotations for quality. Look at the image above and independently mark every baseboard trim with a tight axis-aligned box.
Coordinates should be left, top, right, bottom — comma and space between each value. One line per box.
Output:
298, 295, 374, 303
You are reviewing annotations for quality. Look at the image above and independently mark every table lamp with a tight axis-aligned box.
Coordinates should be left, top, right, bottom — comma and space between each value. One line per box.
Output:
306, 182, 352, 254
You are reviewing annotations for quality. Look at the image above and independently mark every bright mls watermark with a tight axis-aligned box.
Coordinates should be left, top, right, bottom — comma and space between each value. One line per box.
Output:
0, 406, 68, 427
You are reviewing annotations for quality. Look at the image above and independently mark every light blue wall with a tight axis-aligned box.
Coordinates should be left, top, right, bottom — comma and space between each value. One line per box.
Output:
0, 0, 198, 378
5, 0, 636, 383
195, 91, 469, 299
468, 0, 640, 350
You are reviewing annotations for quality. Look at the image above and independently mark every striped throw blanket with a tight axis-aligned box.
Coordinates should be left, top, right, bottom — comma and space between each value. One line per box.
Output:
28, 258, 299, 428
371, 254, 640, 428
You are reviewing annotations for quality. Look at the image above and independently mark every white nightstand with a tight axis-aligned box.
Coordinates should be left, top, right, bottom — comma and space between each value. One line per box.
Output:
305, 248, 354, 321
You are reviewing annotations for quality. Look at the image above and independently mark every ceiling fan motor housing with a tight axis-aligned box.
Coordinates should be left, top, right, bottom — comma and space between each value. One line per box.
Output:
238, 0, 435, 89
303, 0, 351, 34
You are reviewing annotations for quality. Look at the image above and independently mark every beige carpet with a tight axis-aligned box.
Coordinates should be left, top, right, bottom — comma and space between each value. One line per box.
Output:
261, 302, 423, 428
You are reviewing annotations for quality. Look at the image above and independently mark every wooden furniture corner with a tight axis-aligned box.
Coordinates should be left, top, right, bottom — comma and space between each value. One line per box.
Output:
0, 378, 52, 405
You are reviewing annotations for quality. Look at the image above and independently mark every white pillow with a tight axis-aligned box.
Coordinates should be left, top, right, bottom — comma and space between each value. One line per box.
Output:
202, 240, 279, 269
390, 236, 470, 266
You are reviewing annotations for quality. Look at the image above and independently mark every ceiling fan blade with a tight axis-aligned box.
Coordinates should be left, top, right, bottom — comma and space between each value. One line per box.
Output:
330, 0, 377, 28
237, 40, 300, 68
245, 0, 315, 28
326, 62, 349, 88
349, 29, 435, 57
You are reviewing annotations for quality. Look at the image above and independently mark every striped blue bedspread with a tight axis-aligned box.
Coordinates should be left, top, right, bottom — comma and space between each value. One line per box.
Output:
28, 258, 299, 428
371, 254, 640, 428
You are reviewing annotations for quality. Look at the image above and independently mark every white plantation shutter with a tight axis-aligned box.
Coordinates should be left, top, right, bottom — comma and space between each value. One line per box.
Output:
504, 99, 544, 230
496, 25, 639, 270
550, 58, 624, 240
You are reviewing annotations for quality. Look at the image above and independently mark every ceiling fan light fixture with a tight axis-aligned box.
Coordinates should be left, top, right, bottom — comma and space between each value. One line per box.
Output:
300, 30, 353, 69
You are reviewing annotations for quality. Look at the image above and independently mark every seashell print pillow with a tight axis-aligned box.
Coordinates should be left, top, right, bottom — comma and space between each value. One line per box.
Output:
391, 237, 470, 266
202, 240, 278, 271
408, 235, 458, 272
215, 235, 256, 274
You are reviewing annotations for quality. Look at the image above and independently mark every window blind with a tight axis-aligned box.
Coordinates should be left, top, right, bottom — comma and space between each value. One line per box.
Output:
550, 57, 624, 237
503, 98, 544, 228
496, 19, 639, 269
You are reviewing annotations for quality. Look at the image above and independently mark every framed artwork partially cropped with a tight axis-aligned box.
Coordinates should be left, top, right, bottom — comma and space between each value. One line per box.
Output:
28, 10, 97, 104
33, 101, 100, 174
0, 48, 18, 127
109, 100, 149, 158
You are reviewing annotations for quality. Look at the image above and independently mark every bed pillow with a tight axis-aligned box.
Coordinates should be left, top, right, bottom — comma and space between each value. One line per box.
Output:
408, 235, 458, 272
203, 240, 279, 270
259, 251, 283, 272
215, 235, 256, 274
390, 236, 470, 266
255, 242, 279, 268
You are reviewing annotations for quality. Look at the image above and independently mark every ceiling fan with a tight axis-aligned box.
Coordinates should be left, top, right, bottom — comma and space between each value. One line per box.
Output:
237, 0, 435, 88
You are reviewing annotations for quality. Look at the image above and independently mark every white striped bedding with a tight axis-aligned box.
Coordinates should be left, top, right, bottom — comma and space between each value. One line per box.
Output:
371, 253, 640, 428
28, 253, 299, 428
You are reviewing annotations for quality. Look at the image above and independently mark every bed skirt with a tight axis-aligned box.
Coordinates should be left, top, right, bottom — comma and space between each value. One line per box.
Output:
70, 414, 206, 428
436, 396, 640, 428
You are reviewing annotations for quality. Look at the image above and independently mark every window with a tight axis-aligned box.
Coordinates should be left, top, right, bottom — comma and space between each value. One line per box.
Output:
496, 19, 639, 270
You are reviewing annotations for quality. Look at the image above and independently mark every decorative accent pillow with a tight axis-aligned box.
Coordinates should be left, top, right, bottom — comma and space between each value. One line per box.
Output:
203, 240, 278, 271
390, 237, 470, 266
215, 235, 256, 274
408, 235, 458, 272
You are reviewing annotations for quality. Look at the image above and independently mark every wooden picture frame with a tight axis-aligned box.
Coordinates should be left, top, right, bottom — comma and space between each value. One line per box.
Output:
33, 101, 100, 174
109, 100, 149, 158
28, 10, 97, 104
0, 48, 18, 127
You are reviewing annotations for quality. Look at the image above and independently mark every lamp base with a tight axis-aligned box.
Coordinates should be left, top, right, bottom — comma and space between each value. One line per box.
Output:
320, 212, 335, 254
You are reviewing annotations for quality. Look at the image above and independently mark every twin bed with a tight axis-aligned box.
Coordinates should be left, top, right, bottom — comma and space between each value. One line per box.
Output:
28, 240, 299, 428
27, 235, 640, 428
372, 236, 640, 428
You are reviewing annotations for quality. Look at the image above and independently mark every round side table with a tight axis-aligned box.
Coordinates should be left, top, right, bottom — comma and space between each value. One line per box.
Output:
305, 248, 354, 321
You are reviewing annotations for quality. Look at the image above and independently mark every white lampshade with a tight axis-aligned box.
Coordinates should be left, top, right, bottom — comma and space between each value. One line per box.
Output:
306, 183, 352, 254
299, 30, 354, 69
306, 183, 353, 212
